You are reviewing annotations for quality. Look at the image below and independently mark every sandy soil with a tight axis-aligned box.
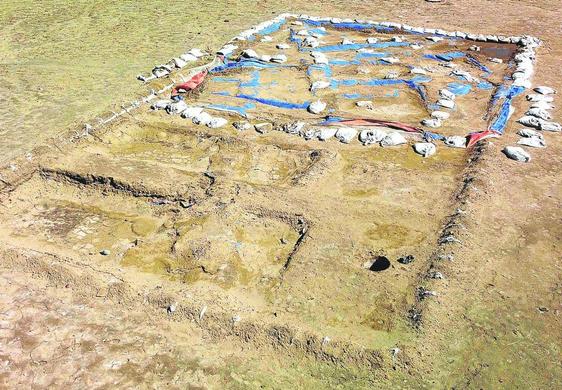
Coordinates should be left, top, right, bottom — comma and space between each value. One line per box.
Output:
0, 1, 560, 389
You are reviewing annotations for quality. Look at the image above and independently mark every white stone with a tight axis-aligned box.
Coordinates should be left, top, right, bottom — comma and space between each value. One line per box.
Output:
431, 111, 450, 120
444, 136, 466, 148
180, 106, 204, 119
276, 43, 291, 50
192, 111, 213, 126
356, 100, 373, 109
526, 94, 554, 103
270, 54, 287, 63
439, 89, 456, 101
411, 67, 427, 75
413, 142, 436, 157
317, 127, 338, 141
517, 137, 545, 148
242, 49, 259, 59
335, 127, 357, 143
311, 80, 331, 90
359, 128, 387, 145
438, 99, 455, 109
207, 117, 228, 128
421, 118, 442, 128
503, 146, 531, 162
526, 108, 551, 121
380, 132, 407, 147
539, 121, 561, 132
534, 86, 556, 95
381, 57, 400, 64
308, 100, 327, 114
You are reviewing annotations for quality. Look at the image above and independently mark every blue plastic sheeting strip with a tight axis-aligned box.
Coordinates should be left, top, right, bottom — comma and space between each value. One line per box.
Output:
308, 28, 328, 36
319, 116, 344, 125
477, 81, 493, 90
466, 55, 492, 74
488, 85, 525, 133
307, 64, 333, 77
305, 41, 409, 53
210, 59, 289, 73
424, 51, 465, 62
212, 77, 240, 83
239, 70, 261, 87
329, 59, 361, 66
447, 82, 472, 95
355, 52, 389, 59
423, 131, 446, 141
341, 93, 374, 99
206, 102, 256, 117
231, 94, 310, 110
256, 20, 286, 35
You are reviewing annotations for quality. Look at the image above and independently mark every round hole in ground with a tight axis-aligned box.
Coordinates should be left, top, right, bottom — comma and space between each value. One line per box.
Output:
369, 256, 391, 272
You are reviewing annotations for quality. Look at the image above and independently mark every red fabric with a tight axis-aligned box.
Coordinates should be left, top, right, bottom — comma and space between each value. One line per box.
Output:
328, 118, 423, 133
466, 130, 500, 147
172, 70, 207, 95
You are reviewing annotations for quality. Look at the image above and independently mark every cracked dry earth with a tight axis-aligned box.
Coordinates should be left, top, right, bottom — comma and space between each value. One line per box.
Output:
1, 3, 561, 390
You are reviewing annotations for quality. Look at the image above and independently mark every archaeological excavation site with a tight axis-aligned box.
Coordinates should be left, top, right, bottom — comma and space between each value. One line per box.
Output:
1, 4, 560, 389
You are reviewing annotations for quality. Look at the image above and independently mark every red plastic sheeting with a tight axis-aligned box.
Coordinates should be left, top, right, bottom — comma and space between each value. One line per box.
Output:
466, 130, 500, 148
172, 70, 208, 95
326, 118, 423, 133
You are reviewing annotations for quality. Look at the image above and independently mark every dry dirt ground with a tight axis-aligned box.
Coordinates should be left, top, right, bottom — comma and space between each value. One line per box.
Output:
0, 1, 561, 389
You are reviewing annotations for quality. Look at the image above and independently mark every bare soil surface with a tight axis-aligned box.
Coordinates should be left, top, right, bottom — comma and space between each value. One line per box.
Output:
1, 1, 560, 389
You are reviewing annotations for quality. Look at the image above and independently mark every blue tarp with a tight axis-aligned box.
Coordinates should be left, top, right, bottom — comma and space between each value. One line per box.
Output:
305, 41, 409, 53
466, 55, 492, 74
447, 82, 472, 95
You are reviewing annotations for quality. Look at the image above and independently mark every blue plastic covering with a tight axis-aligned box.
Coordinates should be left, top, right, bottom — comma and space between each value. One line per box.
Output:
210, 59, 289, 73
489, 85, 525, 133
206, 102, 256, 117
423, 131, 446, 141
212, 76, 240, 83
308, 28, 328, 36
230, 94, 310, 110
329, 59, 361, 66
477, 81, 493, 90
305, 41, 409, 53
307, 64, 333, 77
342, 93, 374, 99
256, 20, 286, 35
239, 70, 261, 87
466, 55, 492, 74
355, 52, 389, 59
424, 51, 465, 62
447, 82, 472, 95
319, 116, 344, 125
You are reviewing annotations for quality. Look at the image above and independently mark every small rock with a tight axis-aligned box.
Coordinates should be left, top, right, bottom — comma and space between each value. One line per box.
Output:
233, 121, 252, 131
308, 100, 327, 114
180, 200, 193, 208
199, 305, 207, 320
533, 86, 556, 95
503, 146, 531, 162
254, 123, 273, 134
397, 255, 415, 264
167, 302, 177, 314
537, 306, 549, 313
100, 249, 110, 256
428, 271, 444, 279
413, 142, 437, 157
356, 100, 374, 109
